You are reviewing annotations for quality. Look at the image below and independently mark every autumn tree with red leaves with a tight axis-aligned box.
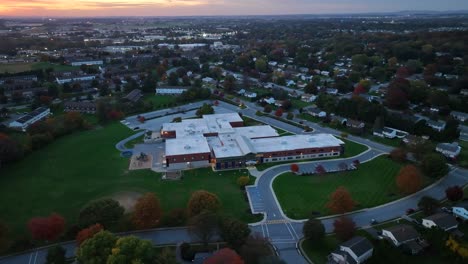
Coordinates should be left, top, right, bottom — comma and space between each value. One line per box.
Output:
204, 248, 244, 264
396, 165, 423, 195
353, 84, 366, 95
275, 108, 284, 117
76, 224, 103, 246
326, 186, 356, 214
28, 213, 65, 241
445, 186, 464, 202
290, 164, 299, 173
132, 193, 162, 229
333, 216, 356, 242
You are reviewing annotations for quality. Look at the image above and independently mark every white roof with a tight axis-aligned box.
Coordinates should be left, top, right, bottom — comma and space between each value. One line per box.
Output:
250, 134, 344, 153
165, 136, 211, 156
162, 119, 209, 137
233, 125, 279, 139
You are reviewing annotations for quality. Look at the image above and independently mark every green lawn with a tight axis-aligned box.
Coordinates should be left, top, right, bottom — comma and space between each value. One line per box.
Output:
0, 62, 79, 74
143, 94, 177, 108
0, 123, 258, 238
273, 156, 411, 219
301, 236, 338, 264
292, 99, 312, 110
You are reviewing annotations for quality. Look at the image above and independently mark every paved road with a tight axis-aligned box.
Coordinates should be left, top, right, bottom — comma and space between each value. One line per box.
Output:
0, 228, 203, 264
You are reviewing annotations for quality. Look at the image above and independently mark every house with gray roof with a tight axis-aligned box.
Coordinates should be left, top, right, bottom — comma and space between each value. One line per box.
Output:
328, 236, 373, 264
422, 213, 459, 231
436, 142, 461, 158
426, 120, 446, 132
451, 111, 468, 122
382, 224, 428, 255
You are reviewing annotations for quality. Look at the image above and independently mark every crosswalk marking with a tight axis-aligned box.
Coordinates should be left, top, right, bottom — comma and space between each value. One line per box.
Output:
265, 219, 289, 224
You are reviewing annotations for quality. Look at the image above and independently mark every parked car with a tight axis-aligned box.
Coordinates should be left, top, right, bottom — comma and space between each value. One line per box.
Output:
441, 207, 451, 213
370, 219, 378, 225
406, 208, 415, 215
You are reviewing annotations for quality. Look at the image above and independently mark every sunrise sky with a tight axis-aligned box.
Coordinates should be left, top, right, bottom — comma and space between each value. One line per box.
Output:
1, 0, 467, 17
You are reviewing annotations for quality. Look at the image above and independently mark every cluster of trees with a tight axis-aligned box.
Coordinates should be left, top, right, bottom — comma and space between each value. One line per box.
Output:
1, 112, 90, 168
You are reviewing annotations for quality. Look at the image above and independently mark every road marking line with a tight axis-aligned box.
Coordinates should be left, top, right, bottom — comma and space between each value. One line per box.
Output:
287, 222, 300, 240
260, 223, 265, 237
264, 223, 270, 238
28, 252, 33, 264
33, 251, 38, 264
283, 222, 296, 241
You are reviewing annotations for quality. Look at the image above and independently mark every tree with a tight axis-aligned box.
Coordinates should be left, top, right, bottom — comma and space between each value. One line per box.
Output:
259, 256, 287, 264
418, 196, 439, 216
396, 165, 423, 195
78, 198, 124, 228
315, 165, 326, 175
290, 164, 299, 173
304, 83, 318, 94
263, 105, 272, 113
333, 216, 356, 242
107, 236, 155, 264
28, 213, 65, 241
389, 148, 407, 163
421, 154, 449, 178
188, 211, 219, 248
156, 247, 178, 264
385, 78, 409, 110
237, 176, 250, 189
132, 193, 162, 229
161, 208, 187, 227
196, 103, 214, 117
240, 235, 273, 264
76, 231, 117, 264
76, 223, 103, 246
445, 186, 464, 202
0, 135, 23, 166
326, 186, 356, 214
255, 58, 268, 73
302, 218, 325, 243
274, 108, 284, 117
0, 221, 9, 254
187, 190, 221, 217
286, 112, 294, 120
221, 217, 251, 250
224, 75, 236, 93
353, 84, 366, 95
204, 248, 244, 264
45, 245, 66, 264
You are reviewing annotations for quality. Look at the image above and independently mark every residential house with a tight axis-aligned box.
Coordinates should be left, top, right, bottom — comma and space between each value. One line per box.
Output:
422, 213, 458, 231
347, 119, 365, 130
436, 142, 462, 158
308, 108, 327, 118
382, 224, 428, 255
9, 107, 50, 131
331, 115, 347, 126
68, 58, 104, 66
286, 80, 296, 87
459, 125, 468, 142
328, 236, 373, 264
451, 111, 468, 122
155, 87, 188, 95
373, 129, 385, 138
63, 101, 97, 114
56, 74, 96, 84
403, 135, 427, 146
461, 89, 468, 96
124, 89, 143, 103
426, 120, 446, 132
263, 97, 276, 105
326, 88, 338, 95
301, 94, 317, 103
382, 127, 397, 139
453, 202, 468, 221
245, 92, 257, 98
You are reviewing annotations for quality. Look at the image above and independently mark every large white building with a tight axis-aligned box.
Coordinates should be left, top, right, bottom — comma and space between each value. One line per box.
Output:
155, 87, 188, 95
160, 113, 344, 170
9, 107, 50, 131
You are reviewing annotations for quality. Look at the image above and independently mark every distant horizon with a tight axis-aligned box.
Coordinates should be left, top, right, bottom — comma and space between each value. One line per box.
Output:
1, 10, 468, 19
1, 0, 468, 18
